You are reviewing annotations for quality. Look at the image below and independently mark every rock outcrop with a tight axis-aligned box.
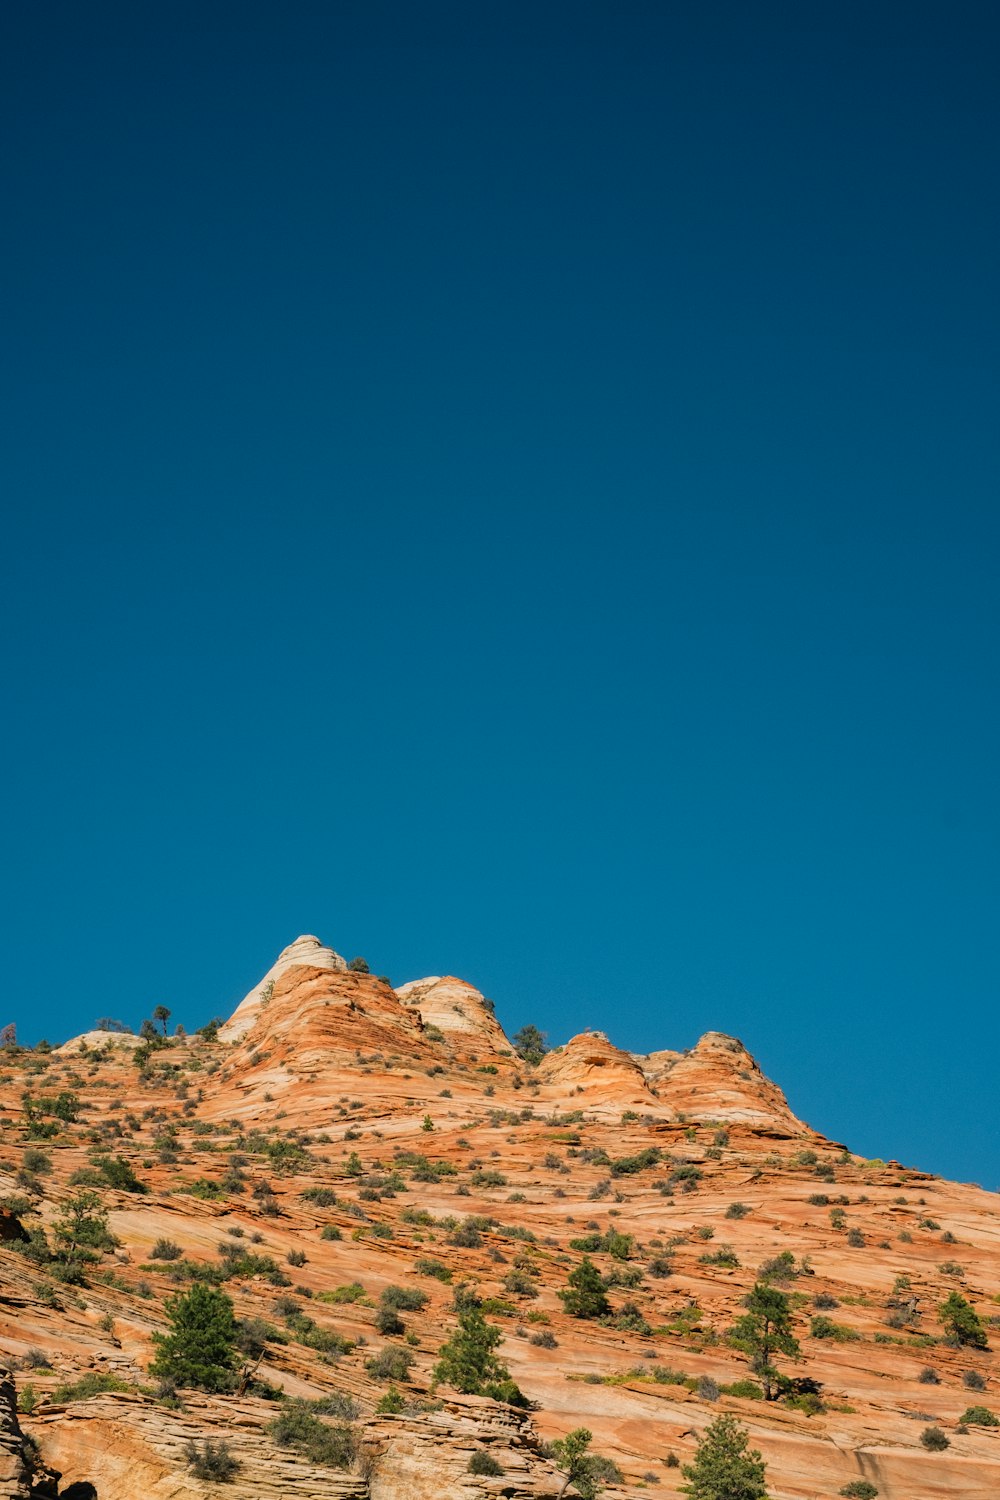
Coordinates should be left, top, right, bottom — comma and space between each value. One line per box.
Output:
220, 935, 349, 1042
394, 977, 510, 1055
0, 1367, 32, 1500
637, 1031, 809, 1134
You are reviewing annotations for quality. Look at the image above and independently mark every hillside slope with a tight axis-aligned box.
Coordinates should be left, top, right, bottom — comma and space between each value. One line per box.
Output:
0, 936, 997, 1499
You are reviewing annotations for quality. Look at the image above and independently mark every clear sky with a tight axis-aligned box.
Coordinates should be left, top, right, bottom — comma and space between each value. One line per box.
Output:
3, 3, 998, 1186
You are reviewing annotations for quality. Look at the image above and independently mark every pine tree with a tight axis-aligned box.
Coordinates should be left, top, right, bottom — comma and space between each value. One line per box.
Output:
549, 1428, 621, 1499
939, 1291, 989, 1349
150, 1284, 239, 1391
512, 1024, 548, 1064
559, 1255, 611, 1319
730, 1283, 799, 1399
681, 1413, 769, 1500
435, 1302, 523, 1404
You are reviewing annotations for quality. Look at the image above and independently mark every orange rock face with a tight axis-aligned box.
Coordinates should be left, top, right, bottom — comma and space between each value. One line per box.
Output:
0, 936, 997, 1500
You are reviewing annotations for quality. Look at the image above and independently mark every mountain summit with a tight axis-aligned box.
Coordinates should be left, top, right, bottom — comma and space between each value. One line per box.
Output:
210, 936, 806, 1139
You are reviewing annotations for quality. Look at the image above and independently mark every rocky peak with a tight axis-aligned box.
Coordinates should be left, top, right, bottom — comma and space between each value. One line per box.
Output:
220, 935, 347, 1041
394, 976, 510, 1052
537, 1030, 656, 1116
637, 1029, 807, 1133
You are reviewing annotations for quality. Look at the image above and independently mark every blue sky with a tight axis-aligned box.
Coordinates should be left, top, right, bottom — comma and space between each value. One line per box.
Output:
3, 3, 998, 1186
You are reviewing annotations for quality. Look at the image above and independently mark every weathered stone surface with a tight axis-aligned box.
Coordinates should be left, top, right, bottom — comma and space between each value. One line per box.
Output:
220, 935, 349, 1042
0, 1367, 31, 1500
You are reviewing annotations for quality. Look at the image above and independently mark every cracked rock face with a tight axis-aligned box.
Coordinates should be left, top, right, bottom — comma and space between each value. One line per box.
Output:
0, 1367, 31, 1500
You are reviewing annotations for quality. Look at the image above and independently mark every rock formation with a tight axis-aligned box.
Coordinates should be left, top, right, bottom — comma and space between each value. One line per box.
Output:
0, 933, 997, 1499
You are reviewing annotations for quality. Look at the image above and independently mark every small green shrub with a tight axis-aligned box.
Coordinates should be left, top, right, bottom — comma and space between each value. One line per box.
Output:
53, 1372, 132, 1403
376, 1385, 406, 1413
365, 1347, 414, 1382
959, 1405, 998, 1426
381, 1285, 429, 1311
414, 1257, 452, 1282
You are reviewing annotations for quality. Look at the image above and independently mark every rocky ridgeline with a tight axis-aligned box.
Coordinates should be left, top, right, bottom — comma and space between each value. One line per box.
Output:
0, 935, 996, 1498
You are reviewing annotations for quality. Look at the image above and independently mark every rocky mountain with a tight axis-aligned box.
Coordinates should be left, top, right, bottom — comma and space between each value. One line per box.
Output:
0, 935, 997, 1499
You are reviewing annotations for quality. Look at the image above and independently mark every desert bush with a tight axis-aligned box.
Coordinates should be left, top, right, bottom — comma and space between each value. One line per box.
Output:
414, 1257, 452, 1282
559, 1257, 611, 1320
700, 1246, 740, 1268
268, 1401, 356, 1467
810, 1316, 860, 1342
371, 1288, 422, 1318
939, 1292, 988, 1349
375, 1304, 404, 1336
365, 1347, 414, 1382
609, 1148, 661, 1176
53, 1372, 132, 1402
530, 1330, 558, 1348
920, 1426, 950, 1450
469, 1450, 504, 1475
376, 1385, 406, 1413
184, 1439, 241, 1482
